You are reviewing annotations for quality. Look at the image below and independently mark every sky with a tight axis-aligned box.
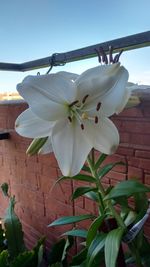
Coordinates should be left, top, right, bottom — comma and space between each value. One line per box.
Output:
0, 0, 150, 93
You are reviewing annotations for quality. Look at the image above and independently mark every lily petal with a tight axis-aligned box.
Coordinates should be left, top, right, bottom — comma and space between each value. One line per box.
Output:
100, 66, 129, 116
57, 71, 79, 81
17, 73, 77, 121
15, 108, 55, 138
75, 63, 122, 102
51, 119, 91, 176
83, 117, 119, 155
38, 137, 53, 154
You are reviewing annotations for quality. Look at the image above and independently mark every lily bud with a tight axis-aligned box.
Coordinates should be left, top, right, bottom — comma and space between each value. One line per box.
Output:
26, 137, 48, 156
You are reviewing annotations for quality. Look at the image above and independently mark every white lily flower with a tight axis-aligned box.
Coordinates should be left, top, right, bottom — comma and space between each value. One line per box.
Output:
15, 65, 129, 176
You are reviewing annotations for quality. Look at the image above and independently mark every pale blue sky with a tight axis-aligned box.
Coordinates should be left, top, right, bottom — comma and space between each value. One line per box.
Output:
0, 0, 150, 92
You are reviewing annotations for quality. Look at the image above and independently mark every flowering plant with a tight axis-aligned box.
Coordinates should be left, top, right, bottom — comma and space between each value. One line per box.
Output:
15, 48, 150, 267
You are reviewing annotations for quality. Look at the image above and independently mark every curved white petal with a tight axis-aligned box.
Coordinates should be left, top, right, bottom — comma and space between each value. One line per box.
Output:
100, 66, 129, 116
17, 73, 77, 121
15, 108, 55, 138
57, 71, 79, 81
75, 63, 122, 102
51, 119, 91, 176
38, 137, 53, 154
83, 117, 119, 155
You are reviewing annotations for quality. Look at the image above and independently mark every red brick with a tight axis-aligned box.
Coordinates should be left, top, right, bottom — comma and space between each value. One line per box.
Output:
106, 170, 127, 181
144, 174, 150, 185
128, 166, 144, 182
135, 150, 150, 159
116, 146, 134, 156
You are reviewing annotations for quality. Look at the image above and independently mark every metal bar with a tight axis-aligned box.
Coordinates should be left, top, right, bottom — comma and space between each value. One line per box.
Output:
0, 31, 150, 72
0, 62, 22, 71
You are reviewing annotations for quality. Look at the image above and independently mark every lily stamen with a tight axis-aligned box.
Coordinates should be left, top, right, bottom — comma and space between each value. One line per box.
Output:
96, 102, 101, 111
69, 100, 79, 107
68, 116, 72, 123
81, 124, 84, 130
95, 116, 98, 124
82, 94, 89, 104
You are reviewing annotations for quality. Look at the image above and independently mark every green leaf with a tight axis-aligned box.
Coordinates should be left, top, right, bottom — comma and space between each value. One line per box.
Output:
4, 196, 25, 260
1, 183, 9, 197
72, 187, 97, 200
48, 215, 95, 227
105, 180, 150, 200
82, 165, 91, 173
0, 250, 9, 267
10, 251, 35, 267
87, 233, 106, 267
134, 192, 149, 221
61, 235, 74, 262
57, 174, 96, 184
105, 228, 124, 267
98, 161, 124, 179
86, 215, 105, 247
84, 192, 98, 202
48, 239, 66, 265
71, 248, 87, 266
95, 154, 107, 170
37, 244, 44, 267
62, 229, 87, 238
124, 211, 137, 227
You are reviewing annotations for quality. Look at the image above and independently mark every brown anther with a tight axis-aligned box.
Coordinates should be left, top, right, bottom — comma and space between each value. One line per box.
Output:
99, 47, 108, 64
82, 94, 89, 104
113, 50, 123, 63
68, 116, 72, 123
95, 48, 101, 63
96, 102, 101, 111
81, 124, 84, 130
109, 46, 113, 63
95, 116, 98, 124
69, 100, 79, 107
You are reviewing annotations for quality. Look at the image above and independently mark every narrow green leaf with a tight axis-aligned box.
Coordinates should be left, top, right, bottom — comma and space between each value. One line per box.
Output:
98, 161, 124, 179
84, 191, 98, 202
37, 244, 44, 267
71, 248, 87, 266
86, 215, 105, 247
61, 236, 74, 262
48, 214, 95, 227
87, 233, 106, 267
48, 239, 66, 265
82, 165, 91, 173
95, 154, 107, 170
124, 211, 137, 227
72, 187, 97, 200
62, 229, 87, 238
55, 174, 96, 186
105, 180, 150, 200
105, 228, 124, 267
134, 192, 149, 220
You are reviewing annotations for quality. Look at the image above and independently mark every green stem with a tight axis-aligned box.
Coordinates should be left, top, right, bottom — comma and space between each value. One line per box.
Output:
87, 156, 126, 229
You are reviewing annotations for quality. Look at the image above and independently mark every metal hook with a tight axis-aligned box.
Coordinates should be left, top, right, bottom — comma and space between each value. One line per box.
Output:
46, 53, 66, 74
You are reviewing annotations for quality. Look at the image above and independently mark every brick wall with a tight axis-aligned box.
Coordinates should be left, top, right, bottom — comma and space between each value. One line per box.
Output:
0, 94, 150, 251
